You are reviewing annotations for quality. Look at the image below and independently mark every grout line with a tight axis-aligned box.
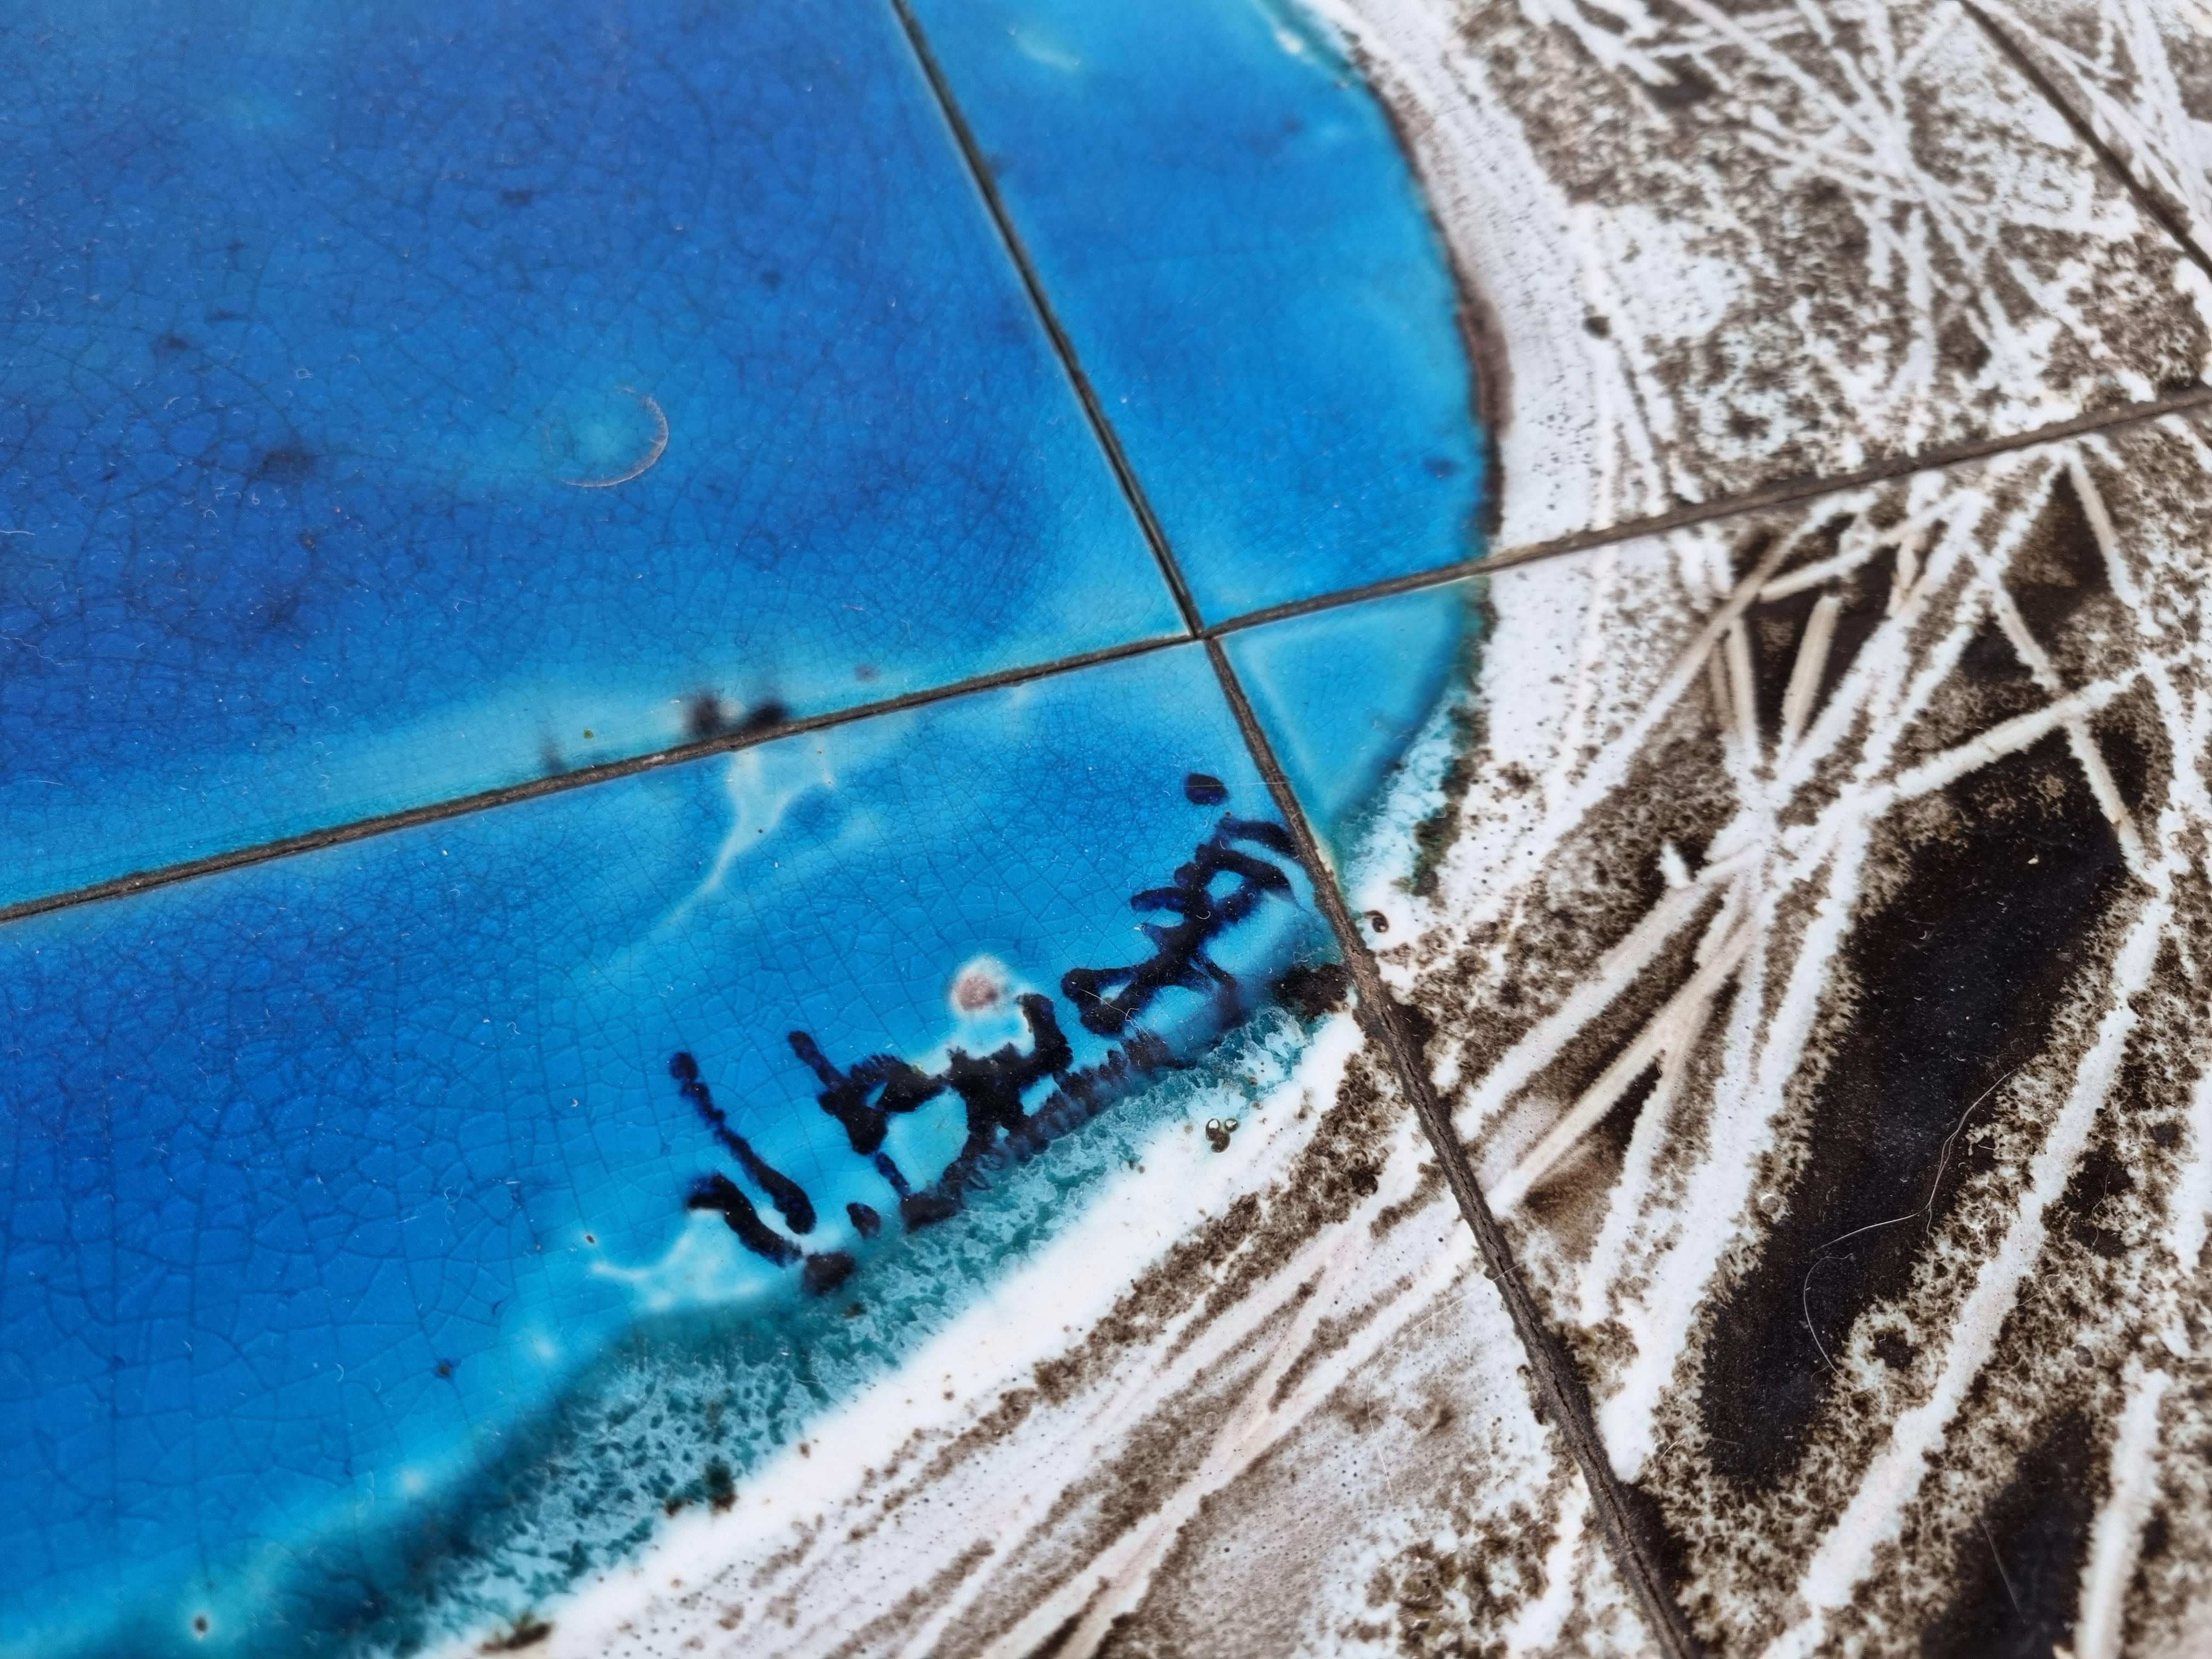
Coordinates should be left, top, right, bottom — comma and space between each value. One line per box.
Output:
0, 635, 1184, 928
885, 0, 1206, 637
900, 0, 1705, 1624
13, 359, 2207, 933
10, 4, 2203, 1641
879, 25, 1701, 1635
1204, 636, 1705, 1659
22, 4, 2195, 1639
1961, 0, 2212, 283
1216, 383, 2212, 634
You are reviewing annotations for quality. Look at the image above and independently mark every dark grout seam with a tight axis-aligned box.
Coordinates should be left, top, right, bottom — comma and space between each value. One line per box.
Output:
887, 8, 2212, 1642
12, 312, 2209, 935
5, 2, 2207, 1644
898, 0, 1721, 1613
1218, 381, 2212, 635
900, 1, 1708, 1630
1961, 0, 2212, 285
16, 5, 2194, 1644
896, 0, 1718, 1627
1203, 636, 1706, 1659
0, 635, 1184, 928
885, 0, 1205, 638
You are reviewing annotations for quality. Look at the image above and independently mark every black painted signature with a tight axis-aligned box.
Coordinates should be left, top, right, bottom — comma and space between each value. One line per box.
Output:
667, 775, 1328, 1295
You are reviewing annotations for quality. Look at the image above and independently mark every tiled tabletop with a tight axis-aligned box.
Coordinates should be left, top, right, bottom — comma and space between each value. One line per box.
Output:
6, 0, 2212, 1656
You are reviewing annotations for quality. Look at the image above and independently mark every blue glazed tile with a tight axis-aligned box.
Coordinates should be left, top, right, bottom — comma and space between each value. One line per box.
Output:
0, 0, 1181, 910
0, 644, 1344, 1657
905, 0, 1487, 620
1224, 580, 1479, 854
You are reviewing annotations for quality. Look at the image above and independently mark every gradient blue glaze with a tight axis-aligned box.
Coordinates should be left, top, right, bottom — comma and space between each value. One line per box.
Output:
0, 646, 1334, 1657
907, 0, 1488, 619
0, 0, 1182, 909
1225, 582, 1478, 848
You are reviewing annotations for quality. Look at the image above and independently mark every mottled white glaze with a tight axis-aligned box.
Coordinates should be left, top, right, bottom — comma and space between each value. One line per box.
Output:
447, 1010, 1641, 1658
431, 2, 2212, 1651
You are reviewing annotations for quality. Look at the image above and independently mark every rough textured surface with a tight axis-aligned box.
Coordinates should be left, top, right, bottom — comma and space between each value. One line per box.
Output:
1316, 0, 2212, 550
0, 0, 1567, 1650
497, 1034, 1649, 1659
1383, 415, 2212, 1656
1979, 0, 2212, 262
18, 0, 2212, 1652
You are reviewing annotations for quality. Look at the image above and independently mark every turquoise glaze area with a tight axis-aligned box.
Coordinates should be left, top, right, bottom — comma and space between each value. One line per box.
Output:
910, 0, 1488, 618
0, 0, 1182, 909
0, 647, 1341, 1658
1225, 582, 1481, 851
0, 0, 1491, 1648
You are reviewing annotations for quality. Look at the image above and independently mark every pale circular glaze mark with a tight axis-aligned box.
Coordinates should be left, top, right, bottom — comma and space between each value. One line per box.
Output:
560, 386, 669, 489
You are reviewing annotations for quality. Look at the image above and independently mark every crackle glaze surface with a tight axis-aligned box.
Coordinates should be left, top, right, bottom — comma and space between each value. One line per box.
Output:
0, 0, 1185, 906
9, 0, 2212, 1654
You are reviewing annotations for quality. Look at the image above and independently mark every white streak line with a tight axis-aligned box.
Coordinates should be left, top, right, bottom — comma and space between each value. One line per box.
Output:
1882, 673, 2140, 808
1494, 899, 1750, 1216
1779, 592, 1842, 756
2074, 1363, 2171, 1659
1768, 884, 2173, 1658
1451, 859, 1747, 1143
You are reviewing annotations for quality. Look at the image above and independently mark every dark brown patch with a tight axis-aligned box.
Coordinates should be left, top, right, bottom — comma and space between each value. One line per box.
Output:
1521, 1061, 1664, 1247
478, 1613, 553, 1652
820, 1540, 994, 1659
1938, 312, 1993, 376
1921, 1410, 2102, 1659
2059, 1142, 2135, 1259
1270, 1290, 1392, 1409
1274, 961, 1353, 1020
2089, 682, 2170, 823
1369, 1507, 1552, 1654
2005, 470, 2111, 645
703, 1457, 735, 1512
1407, 590, 1496, 899
934, 1350, 1267, 1657
1023, 1611, 1087, 1659
1870, 1330, 1914, 1370
1370, 1159, 1444, 1240
1700, 733, 2130, 1489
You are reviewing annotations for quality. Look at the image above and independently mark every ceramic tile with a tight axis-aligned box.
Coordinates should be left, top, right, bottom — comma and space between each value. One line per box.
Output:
22, 0, 2212, 1651
0, 0, 1182, 910
1222, 582, 1480, 859
905, 0, 1489, 619
0, 643, 1599, 1658
1351, 412, 2212, 1655
518, 1072, 1650, 1659
1978, 0, 2212, 262
1311, 0, 2212, 552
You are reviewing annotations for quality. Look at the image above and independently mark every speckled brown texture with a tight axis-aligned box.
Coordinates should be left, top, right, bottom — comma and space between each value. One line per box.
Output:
1318, 0, 2212, 551
515, 1027, 1645, 1659
1978, 0, 2212, 261
1391, 415, 2212, 1655
418, 3, 2212, 1652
